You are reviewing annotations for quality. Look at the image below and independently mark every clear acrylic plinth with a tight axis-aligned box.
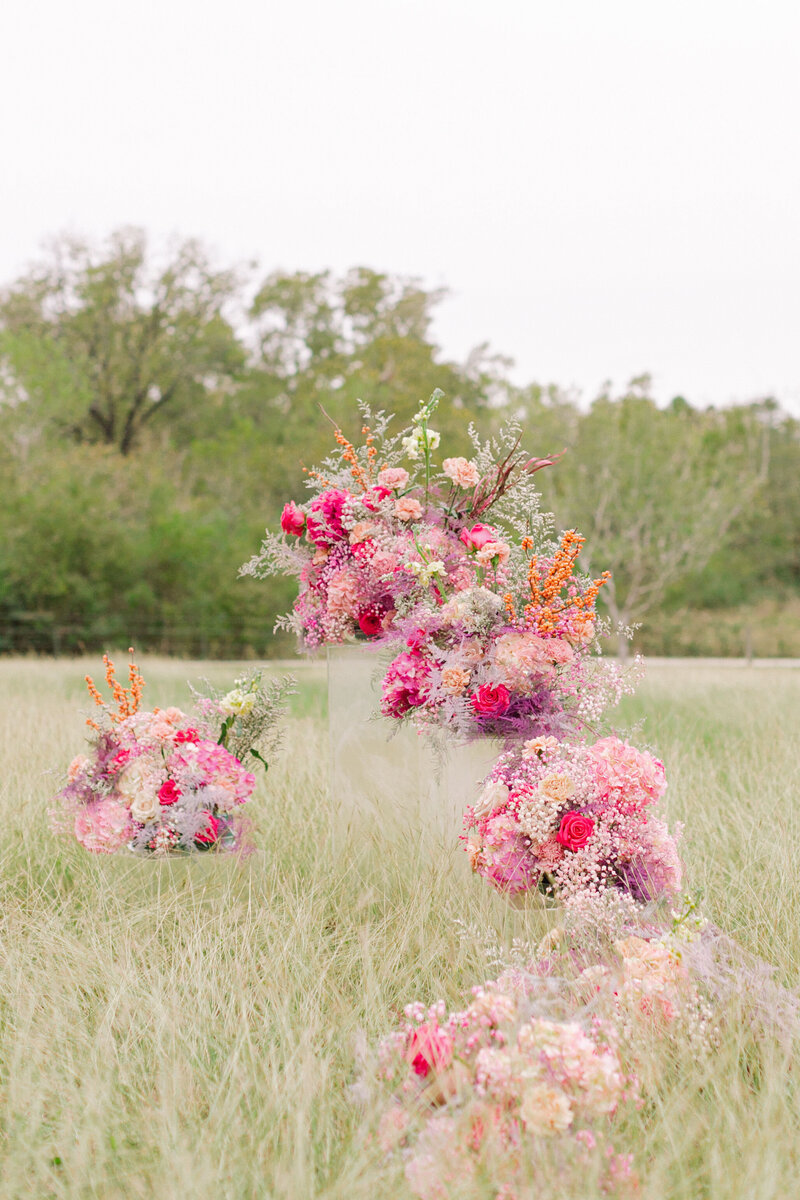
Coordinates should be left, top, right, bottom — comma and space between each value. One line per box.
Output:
327, 644, 501, 859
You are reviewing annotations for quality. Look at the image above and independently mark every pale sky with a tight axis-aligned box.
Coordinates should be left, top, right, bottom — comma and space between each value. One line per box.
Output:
2, 0, 799, 411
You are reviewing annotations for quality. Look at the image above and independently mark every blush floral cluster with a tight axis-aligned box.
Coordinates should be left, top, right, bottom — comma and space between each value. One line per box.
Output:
462, 734, 682, 907
51, 654, 290, 856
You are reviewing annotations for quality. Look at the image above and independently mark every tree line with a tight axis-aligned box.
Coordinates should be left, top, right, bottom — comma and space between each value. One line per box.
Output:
1, 228, 797, 658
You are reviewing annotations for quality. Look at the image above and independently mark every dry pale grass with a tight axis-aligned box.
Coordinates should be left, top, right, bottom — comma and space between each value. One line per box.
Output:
0, 656, 798, 1199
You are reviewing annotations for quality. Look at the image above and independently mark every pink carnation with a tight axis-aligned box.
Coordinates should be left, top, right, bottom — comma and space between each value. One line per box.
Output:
381, 651, 432, 717
442, 456, 480, 488
306, 489, 348, 545
74, 799, 132, 854
393, 497, 423, 522
326, 570, 362, 618
377, 467, 409, 490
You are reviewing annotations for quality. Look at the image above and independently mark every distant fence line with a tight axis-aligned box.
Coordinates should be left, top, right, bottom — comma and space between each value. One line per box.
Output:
0, 611, 288, 658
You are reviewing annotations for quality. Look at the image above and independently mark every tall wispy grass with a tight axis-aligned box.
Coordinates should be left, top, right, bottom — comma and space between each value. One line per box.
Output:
0, 657, 797, 1198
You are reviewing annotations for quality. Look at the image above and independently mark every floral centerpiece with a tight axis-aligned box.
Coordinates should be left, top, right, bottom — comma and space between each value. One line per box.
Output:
51, 652, 291, 856
242, 390, 559, 650
462, 735, 682, 910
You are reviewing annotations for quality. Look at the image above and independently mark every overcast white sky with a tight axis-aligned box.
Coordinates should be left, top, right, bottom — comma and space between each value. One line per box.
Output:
1, 0, 799, 410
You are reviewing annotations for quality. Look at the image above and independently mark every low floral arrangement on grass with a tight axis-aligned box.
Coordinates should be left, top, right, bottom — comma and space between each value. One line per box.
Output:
362, 904, 717, 1200
462, 734, 682, 909
51, 652, 291, 856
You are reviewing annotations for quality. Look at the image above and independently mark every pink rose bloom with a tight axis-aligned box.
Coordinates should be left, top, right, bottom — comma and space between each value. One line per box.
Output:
358, 609, 384, 637
442, 456, 480, 488
406, 1022, 454, 1077
306, 489, 348, 545
74, 799, 132, 854
280, 501, 306, 536
470, 683, 511, 718
460, 523, 499, 552
195, 811, 222, 846
158, 779, 182, 806
556, 811, 595, 851
393, 496, 423, 522
377, 466, 409, 490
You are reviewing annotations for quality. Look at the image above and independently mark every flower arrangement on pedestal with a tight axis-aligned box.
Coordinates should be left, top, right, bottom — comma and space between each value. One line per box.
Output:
462, 735, 682, 909
244, 390, 638, 742
51, 652, 291, 856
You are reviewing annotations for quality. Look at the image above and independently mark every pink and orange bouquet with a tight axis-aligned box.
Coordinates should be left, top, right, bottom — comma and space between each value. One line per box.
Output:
242, 391, 559, 650
378, 529, 632, 742
51, 654, 290, 856
462, 735, 682, 908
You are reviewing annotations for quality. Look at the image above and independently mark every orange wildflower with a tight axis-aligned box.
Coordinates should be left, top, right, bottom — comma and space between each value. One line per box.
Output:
84, 649, 145, 724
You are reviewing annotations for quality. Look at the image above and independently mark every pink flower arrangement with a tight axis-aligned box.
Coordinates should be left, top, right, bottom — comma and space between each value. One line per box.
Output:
462, 735, 680, 907
51, 655, 290, 857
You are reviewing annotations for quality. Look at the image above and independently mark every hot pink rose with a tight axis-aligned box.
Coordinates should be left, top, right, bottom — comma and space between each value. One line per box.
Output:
406, 1022, 454, 1077
459, 523, 499, 552
158, 779, 182, 806
556, 811, 595, 851
470, 683, 511, 718
280, 501, 306, 536
358, 610, 383, 637
195, 812, 222, 846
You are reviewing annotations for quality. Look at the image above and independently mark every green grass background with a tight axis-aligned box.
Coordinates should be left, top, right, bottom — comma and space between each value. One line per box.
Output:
0, 658, 798, 1198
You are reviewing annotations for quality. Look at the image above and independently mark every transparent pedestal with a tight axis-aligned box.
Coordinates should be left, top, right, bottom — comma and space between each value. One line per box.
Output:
327, 644, 501, 859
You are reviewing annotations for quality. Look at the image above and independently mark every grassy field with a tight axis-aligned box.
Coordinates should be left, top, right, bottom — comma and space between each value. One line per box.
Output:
0, 657, 798, 1198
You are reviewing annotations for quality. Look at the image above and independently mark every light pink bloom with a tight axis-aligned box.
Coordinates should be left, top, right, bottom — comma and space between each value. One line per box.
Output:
393, 497, 423, 522
74, 799, 132, 854
442, 456, 480, 488
68, 754, 89, 782
377, 467, 410, 490
459, 523, 499, 551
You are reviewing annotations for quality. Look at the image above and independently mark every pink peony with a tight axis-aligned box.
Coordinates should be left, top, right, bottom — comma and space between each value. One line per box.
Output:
280, 501, 306, 536
459, 523, 499, 552
74, 799, 132, 854
393, 496, 423, 522
470, 683, 511, 718
158, 779, 182, 806
556, 811, 595, 851
377, 467, 409, 490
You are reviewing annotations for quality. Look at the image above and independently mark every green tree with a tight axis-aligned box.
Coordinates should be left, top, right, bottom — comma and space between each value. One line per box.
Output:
0, 228, 246, 454
530, 378, 769, 654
